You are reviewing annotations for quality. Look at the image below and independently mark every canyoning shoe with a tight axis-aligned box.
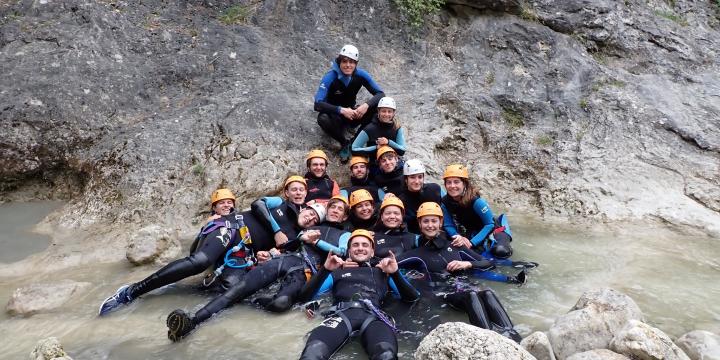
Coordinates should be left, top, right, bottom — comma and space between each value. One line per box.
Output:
98, 284, 133, 316
338, 144, 351, 163
507, 269, 527, 285
167, 309, 196, 342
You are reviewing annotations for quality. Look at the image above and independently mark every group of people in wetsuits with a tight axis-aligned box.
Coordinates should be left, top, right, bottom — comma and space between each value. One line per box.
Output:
98, 44, 536, 359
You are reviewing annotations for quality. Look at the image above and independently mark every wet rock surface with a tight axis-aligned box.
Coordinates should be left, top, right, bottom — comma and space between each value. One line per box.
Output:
0, 0, 718, 266
676, 330, 720, 360
29, 337, 73, 360
7, 280, 90, 316
548, 288, 643, 359
565, 349, 630, 360
522, 331, 557, 360
415, 322, 536, 360
609, 320, 691, 360
125, 224, 181, 265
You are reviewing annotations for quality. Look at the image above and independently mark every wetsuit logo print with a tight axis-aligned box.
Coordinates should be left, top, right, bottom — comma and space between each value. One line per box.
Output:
276, 209, 284, 217
321, 317, 342, 329
342, 273, 352, 278
217, 227, 230, 247
481, 206, 489, 213
377, 239, 386, 245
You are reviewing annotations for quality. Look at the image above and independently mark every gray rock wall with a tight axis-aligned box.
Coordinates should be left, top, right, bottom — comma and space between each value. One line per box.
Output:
2, 0, 719, 244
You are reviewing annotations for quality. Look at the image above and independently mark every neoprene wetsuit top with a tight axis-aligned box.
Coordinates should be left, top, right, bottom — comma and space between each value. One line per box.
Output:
314, 61, 384, 114
441, 195, 495, 247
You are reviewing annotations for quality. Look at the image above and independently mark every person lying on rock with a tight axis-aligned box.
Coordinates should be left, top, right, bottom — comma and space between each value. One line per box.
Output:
165, 202, 327, 341
374, 145, 404, 196
441, 164, 515, 259
340, 156, 383, 207
351, 96, 407, 167
396, 202, 523, 342
397, 159, 445, 235
348, 189, 378, 231
98, 178, 315, 316
304, 149, 340, 204
296, 230, 420, 360
314, 44, 385, 162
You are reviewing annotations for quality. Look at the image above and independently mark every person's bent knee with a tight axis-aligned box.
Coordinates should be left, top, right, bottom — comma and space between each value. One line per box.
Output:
300, 340, 332, 360
186, 252, 213, 273
491, 244, 513, 259
368, 341, 397, 360
317, 113, 332, 127
264, 295, 293, 313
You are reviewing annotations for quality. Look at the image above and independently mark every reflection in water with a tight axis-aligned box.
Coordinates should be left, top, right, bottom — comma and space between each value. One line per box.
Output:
0, 208, 718, 359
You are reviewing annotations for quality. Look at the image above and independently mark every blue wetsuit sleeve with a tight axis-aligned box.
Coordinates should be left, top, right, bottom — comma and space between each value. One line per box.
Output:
314, 71, 341, 114
351, 131, 376, 155
340, 189, 349, 199
390, 271, 420, 302
337, 232, 350, 255
263, 197, 284, 233
251, 197, 283, 233
440, 187, 447, 197
387, 127, 406, 156
298, 267, 333, 302
470, 198, 495, 246
377, 188, 386, 201
316, 240, 344, 256
441, 203, 459, 237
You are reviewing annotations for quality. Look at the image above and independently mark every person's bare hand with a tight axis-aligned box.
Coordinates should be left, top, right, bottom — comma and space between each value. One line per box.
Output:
446, 260, 472, 272
324, 253, 345, 271
274, 232, 289, 247
451, 235, 472, 249
376, 137, 389, 146
375, 251, 398, 274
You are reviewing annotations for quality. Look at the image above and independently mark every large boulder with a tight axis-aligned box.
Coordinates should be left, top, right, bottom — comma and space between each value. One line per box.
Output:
6, 280, 90, 316
676, 330, 720, 360
609, 320, 690, 360
415, 322, 536, 360
522, 331, 557, 360
29, 337, 73, 360
125, 224, 181, 265
566, 349, 630, 360
548, 288, 643, 359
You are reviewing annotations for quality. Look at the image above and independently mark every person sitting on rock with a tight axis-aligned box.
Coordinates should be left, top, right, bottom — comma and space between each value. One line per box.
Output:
397, 159, 444, 234
374, 145, 404, 196
165, 203, 327, 341
296, 229, 419, 360
339, 156, 383, 206
373, 195, 416, 258
304, 149, 340, 204
350, 96, 406, 167
348, 189, 378, 230
396, 202, 523, 342
98, 189, 254, 315
441, 164, 514, 259
314, 44, 385, 162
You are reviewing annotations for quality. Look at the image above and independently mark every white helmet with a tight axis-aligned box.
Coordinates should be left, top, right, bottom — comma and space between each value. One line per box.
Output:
307, 202, 327, 223
403, 159, 426, 176
338, 44, 359, 61
378, 97, 397, 110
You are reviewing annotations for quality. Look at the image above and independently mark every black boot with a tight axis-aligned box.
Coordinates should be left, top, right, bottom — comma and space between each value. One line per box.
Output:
167, 309, 197, 342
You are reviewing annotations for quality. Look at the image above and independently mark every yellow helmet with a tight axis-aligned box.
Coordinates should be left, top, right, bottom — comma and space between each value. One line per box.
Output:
305, 149, 329, 165
210, 188, 236, 207
442, 164, 469, 179
349, 189, 373, 207
416, 202, 443, 219
376, 145, 397, 161
349, 229, 375, 247
330, 194, 349, 206
283, 175, 307, 189
349, 156, 369, 168
380, 195, 405, 213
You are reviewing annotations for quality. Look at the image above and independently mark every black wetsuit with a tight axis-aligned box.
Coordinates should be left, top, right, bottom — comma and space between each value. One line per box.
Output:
373, 224, 417, 258
297, 262, 419, 360
126, 211, 253, 299
302, 222, 351, 273
305, 172, 340, 203
375, 165, 404, 196
441, 195, 513, 259
398, 183, 443, 234
396, 232, 521, 342
340, 175, 382, 207
349, 211, 378, 231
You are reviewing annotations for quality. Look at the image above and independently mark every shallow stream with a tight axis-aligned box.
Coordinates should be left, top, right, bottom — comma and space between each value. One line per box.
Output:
0, 203, 718, 359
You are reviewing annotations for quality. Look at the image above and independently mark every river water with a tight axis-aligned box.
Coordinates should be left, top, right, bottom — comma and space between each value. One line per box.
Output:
0, 204, 718, 359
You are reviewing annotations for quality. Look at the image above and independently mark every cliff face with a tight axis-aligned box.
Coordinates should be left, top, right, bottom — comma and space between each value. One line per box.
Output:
1, 0, 718, 238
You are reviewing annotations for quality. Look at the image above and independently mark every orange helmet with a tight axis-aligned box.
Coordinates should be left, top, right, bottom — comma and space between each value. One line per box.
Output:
442, 164, 469, 179
417, 202, 443, 220
210, 189, 236, 207
348, 229, 374, 247
380, 195, 405, 213
349, 189, 374, 207
306, 149, 329, 165
283, 175, 307, 189
330, 194, 349, 206
376, 145, 397, 161
349, 156, 369, 168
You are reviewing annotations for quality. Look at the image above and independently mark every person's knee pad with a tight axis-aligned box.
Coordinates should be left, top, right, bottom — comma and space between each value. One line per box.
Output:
368, 341, 397, 360
264, 295, 293, 313
491, 244, 513, 259
300, 340, 331, 360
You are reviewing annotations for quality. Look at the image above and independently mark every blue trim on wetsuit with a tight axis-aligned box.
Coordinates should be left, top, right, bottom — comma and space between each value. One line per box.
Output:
260, 196, 285, 233
441, 203, 459, 237
470, 198, 495, 247
351, 127, 407, 155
